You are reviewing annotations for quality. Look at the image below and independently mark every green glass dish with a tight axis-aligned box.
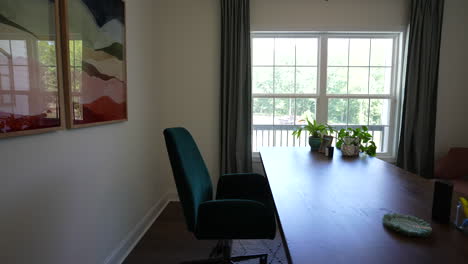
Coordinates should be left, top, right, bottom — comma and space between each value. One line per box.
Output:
383, 213, 432, 237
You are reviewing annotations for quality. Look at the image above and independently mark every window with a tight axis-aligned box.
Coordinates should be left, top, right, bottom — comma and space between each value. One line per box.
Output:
252, 33, 402, 159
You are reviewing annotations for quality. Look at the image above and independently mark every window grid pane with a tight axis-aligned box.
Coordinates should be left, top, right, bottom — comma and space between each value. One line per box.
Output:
253, 66, 273, 94
252, 37, 318, 95
327, 37, 393, 95
252, 97, 317, 151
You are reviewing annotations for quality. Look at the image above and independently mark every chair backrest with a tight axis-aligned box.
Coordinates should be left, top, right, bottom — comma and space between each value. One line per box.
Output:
163, 127, 213, 232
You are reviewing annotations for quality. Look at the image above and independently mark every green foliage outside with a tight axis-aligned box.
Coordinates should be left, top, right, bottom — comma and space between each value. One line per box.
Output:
253, 65, 389, 127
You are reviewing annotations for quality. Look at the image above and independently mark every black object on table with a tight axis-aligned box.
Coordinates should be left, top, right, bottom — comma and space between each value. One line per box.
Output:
432, 180, 453, 224
327, 146, 334, 158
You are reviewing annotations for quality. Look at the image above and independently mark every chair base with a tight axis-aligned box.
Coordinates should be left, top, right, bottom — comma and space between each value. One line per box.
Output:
181, 240, 268, 264
180, 254, 268, 264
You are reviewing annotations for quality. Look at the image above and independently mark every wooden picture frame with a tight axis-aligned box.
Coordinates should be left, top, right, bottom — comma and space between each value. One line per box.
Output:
0, 0, 66, 138
59, 0, 127, 129
319, 135, 334, 153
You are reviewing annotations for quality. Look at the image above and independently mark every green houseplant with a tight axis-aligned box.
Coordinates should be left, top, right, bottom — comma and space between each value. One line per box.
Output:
336, 126, 377, 156
292, 118, 334, 151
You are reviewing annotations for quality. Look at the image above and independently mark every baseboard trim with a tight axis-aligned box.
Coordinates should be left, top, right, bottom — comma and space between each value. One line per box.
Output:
104, 191, 179, 264
166, 191, 180, 202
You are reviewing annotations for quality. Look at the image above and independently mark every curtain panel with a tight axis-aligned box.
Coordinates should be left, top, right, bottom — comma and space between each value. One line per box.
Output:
220, 0, 252, 174
397, 0, 445, 178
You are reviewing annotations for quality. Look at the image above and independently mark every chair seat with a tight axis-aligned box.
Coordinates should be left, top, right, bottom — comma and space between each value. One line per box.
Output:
195, 199, 276, 240
216, 173, 274, 208
195, 173, 276, 240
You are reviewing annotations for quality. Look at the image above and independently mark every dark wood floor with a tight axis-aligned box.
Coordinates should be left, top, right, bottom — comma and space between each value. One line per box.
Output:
123, 202, 217, 264
123, 202, 286, 264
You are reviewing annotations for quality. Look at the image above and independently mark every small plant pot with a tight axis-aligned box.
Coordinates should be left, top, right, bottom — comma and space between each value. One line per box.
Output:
309, 136, 321, 151
341, 144, 360, 156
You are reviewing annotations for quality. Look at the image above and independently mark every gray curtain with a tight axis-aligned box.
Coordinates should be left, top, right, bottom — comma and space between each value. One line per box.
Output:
220, 0, 252, 174
397, 0, 445, 178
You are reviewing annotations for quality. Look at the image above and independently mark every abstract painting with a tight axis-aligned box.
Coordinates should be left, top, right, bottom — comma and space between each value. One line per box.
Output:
0, 0, 63, 137
65, 0, 127, 127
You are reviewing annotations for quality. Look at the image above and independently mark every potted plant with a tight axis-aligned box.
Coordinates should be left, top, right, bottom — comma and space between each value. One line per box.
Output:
336, 126, 377, 157
292, 118, 334, 151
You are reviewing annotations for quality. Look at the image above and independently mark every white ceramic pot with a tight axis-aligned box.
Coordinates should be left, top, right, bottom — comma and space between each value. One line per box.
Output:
341, 144, 360, 156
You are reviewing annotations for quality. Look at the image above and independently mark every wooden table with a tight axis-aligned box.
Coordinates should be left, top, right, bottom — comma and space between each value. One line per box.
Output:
260, 148, 468, 264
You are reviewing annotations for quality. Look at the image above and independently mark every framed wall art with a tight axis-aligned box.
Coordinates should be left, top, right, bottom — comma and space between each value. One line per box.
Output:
61, 0, 127, 128
0, 0, 127, 139
0, 0, 65, 138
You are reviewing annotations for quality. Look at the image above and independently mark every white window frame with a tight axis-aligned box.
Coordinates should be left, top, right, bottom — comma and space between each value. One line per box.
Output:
251, 31, 405, 162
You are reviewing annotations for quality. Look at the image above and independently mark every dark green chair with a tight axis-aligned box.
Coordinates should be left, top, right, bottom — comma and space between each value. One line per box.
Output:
163, 127, 276, 264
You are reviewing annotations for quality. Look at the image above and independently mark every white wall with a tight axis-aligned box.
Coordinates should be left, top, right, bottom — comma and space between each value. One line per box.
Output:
251, 0, 410, 31
0, 0, 169, 263
435, 0, 468, 159
154, 0, 221, 186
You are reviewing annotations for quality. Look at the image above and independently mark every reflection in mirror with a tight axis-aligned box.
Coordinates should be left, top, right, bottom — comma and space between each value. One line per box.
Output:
0, 0, 61, 135
69, 39, 84, 120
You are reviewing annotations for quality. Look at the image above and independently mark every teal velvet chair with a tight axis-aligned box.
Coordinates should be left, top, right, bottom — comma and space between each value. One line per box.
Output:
163, 127, 276, 264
